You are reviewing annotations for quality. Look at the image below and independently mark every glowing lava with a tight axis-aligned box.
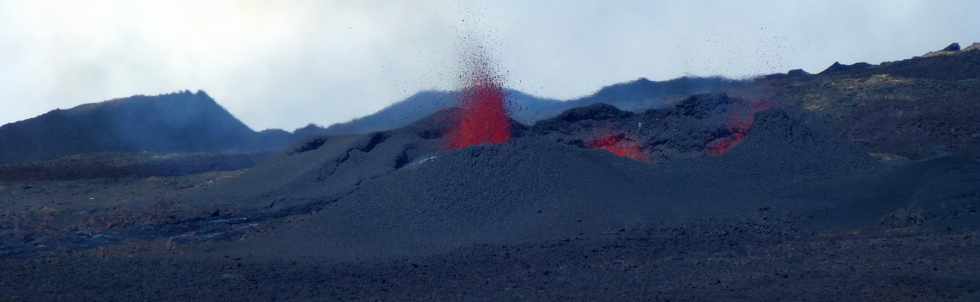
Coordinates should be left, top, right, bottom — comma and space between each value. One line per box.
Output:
447, 60, 511, 150
705, 100, 774, 156
589, 134, 650, 162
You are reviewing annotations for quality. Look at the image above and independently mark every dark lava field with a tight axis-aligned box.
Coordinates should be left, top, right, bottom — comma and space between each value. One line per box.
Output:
2, 46, 980, 301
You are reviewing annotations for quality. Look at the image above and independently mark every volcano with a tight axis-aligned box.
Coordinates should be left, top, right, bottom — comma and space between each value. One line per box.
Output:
3, 43, 980, 301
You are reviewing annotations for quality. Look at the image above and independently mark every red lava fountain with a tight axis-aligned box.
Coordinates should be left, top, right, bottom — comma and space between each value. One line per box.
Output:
447, 62, 511, 150
589, 134, 650, 162
706, 100, 774, 156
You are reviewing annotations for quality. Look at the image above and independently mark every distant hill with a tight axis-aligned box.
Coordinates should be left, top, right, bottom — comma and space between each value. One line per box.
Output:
561, 76, 747, 112
315, 89, 563, 136
0, 90, 292, 164
315, 76, 744, 136
3, 42, 976, 164
318, 43, 979, 144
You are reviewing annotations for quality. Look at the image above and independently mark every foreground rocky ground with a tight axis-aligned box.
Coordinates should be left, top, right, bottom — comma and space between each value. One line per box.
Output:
1, 142, 978, 301
2, 220, 978, 301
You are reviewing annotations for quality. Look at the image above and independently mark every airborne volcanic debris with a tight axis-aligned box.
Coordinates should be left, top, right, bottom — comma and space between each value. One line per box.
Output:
447, 45, 512, 150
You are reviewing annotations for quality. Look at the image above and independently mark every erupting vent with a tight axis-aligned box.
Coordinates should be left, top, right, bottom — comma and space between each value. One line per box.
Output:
447, 50, 512, 150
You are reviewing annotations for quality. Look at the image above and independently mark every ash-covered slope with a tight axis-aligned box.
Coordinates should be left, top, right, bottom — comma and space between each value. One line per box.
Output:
0, 91, 292, 164
762, 42, 980, 159
819, 42, 980, 80
200, 94, 928, 261
192, 107, 529, 212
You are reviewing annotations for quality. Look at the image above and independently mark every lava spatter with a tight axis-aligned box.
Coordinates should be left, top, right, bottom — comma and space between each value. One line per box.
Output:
447, 47, 512, 150
705, 100, 774, 156
589, 134, 649, 162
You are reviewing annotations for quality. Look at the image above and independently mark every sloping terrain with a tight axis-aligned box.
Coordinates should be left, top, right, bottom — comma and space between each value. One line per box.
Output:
0, 91, 292, 164
0, 152, 269, 181
757, 45, 980, 159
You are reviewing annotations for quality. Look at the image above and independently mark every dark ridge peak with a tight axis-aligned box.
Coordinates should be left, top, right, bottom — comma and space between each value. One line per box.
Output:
819, 61, 872, 75
295, 123, 326, 132
761, 69, 812, 81
787, 69, 810, 77
0, 91, 294, 164
258, 128, 290, 135
587, 76, 735, 100
942, 42, 961, 52
98, 89, 214, 104
59, 90, 221, 119
292, 123, 329, 138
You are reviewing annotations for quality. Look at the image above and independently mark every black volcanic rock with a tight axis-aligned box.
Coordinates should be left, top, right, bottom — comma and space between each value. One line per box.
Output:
943, 42, 962, 52
786, 69, 810, 77
819, 61, 873, 75
532, 93, 773, 162
553, 103, 631, 123
0, 91, 290, 164
291, 123, 331, 140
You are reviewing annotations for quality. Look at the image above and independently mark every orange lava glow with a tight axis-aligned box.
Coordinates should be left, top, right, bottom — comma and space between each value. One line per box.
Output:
705, 100, 774, 156
589, 134, 650, 162
447, 65, 512, 149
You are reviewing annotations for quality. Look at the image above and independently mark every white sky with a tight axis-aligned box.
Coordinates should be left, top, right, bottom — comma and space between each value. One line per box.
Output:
1, 0, 978, 130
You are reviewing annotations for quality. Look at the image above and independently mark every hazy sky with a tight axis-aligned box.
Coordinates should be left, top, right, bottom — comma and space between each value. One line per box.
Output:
1, 1, 978, 130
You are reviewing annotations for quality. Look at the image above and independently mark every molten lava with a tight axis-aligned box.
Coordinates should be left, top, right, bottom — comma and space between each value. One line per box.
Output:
447, 68, 512, 150
705, 100, 774, 156
589, 134, 650, 162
